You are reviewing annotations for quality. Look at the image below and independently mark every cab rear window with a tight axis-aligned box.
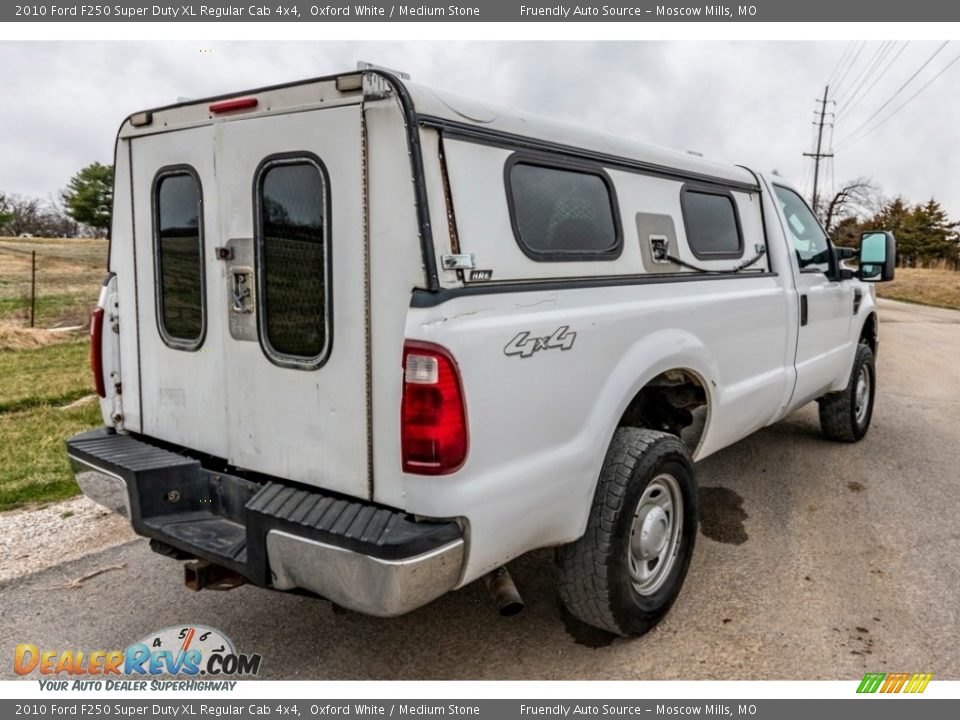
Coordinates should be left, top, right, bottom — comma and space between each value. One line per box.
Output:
154, 168, 205, 349
505, 156, 622, 261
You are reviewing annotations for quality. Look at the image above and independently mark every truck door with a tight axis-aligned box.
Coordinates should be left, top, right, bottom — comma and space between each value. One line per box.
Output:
772, 184, 854, 404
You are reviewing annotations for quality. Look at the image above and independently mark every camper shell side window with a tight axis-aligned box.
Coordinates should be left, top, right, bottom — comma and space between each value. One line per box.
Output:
680, 185, 745, 260
152, 166, 206, 351
504, 153, 623, 262
254, 153, 332, 371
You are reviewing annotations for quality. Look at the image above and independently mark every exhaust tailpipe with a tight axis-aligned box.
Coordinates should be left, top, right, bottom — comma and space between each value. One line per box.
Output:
184, 559, 247, 592
484, 566, 524, 617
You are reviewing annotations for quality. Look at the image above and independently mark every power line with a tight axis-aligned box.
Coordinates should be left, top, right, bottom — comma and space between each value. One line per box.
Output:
836, 50, 960, 151
834, 41, 893, 114
835, 41, 890, 106
832, 41, 866, 98
836, 41, 910, 122
835, 41, 950, 146
800, 119, 817, 195
827, 124, 837, 200
826, 41, 855, 88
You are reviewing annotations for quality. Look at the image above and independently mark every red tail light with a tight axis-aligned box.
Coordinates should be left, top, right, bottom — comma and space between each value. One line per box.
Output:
401, 341, 468, 475
90, 307, 106, 398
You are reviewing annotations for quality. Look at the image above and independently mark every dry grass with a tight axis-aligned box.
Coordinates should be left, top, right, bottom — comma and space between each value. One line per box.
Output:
0, 321, 82, 350
876, 267, 960, 311
0, 236, 107, 328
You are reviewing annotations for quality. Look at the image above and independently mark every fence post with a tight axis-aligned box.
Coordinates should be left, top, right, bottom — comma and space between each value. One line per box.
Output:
30, 250, 36, 328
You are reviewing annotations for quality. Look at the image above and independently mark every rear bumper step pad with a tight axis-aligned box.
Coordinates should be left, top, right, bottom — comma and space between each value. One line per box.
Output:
66, 429, 464, 616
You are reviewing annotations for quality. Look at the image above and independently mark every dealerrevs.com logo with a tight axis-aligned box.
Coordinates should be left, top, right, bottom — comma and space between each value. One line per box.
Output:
15, 625, 261, 690
857, 672, 933, 694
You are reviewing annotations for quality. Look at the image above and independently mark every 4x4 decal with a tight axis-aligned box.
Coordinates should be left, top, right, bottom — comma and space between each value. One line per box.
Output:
504, 326, 577, 358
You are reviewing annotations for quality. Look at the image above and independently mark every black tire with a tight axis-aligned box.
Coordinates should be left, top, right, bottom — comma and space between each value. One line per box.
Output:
818, 343, 876, 442
556, 428, 698, 637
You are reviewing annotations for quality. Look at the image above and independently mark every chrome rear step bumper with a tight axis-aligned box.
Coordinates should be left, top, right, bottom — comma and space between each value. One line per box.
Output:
66, 429, 464, 616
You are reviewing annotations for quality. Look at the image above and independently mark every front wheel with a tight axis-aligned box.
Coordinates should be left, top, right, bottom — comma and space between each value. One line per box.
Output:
818, 343, 876, 442
556, 428, 698, 637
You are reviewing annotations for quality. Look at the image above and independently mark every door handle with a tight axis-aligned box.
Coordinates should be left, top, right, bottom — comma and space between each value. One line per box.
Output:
229, 269, 253, 314
800, 294, 808, 327
223, 238, 257, 342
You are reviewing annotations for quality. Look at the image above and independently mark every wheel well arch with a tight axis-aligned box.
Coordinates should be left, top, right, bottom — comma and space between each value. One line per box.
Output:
616, 368, 711, 457
860, 312, 879, 355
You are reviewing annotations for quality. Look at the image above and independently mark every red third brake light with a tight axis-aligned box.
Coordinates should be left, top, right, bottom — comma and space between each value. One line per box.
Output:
90, 307, 106, 398
401, 341, 468, 475
208, 97, 258, 114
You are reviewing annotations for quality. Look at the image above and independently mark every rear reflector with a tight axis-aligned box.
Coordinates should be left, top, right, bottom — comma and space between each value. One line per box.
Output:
401, 341, 468, 475
90, 307, 106, 398
209, 97, 258, 114
129, 111, 153, 127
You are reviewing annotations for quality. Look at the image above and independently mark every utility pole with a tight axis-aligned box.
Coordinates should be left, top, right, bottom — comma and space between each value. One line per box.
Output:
804, 85, 834, 216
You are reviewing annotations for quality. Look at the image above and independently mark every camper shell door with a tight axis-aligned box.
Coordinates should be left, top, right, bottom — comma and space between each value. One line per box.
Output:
128, 95, 370, 499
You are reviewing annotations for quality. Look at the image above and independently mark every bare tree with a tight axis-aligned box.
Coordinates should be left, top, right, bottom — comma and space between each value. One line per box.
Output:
2, 194, 43, 236
819, 178, 881, 236
0, 192, 13, 232
44, 193, 80, 237
0, 193, 81, 238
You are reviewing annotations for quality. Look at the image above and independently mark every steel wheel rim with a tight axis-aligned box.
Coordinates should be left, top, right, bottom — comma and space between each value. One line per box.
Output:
854, 364, 871, 425
628, 473, 683, 596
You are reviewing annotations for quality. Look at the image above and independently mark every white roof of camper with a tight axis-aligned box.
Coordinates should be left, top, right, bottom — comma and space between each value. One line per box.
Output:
403, 81, 757, 188
117, 71, 757, 189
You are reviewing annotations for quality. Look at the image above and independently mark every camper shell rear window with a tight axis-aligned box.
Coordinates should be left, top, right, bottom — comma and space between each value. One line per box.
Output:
153, 166, 206, 350
504, 154, 622, 261
254, 153, 332, 370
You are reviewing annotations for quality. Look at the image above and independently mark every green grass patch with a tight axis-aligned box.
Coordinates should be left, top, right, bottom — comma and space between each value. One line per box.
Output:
0, 339, 102, 510
0, 293, 94, 328
0, 401, 101, 511
0, 340, 94, 413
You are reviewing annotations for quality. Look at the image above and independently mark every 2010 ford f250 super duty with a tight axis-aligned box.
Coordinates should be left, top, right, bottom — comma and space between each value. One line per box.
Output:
67, 68, 896, 636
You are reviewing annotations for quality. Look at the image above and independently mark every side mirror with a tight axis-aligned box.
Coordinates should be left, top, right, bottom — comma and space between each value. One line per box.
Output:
858, 231, 896, 282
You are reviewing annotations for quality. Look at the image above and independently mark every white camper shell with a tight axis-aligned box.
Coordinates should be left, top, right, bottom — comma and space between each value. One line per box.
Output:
69, 69, 894, 635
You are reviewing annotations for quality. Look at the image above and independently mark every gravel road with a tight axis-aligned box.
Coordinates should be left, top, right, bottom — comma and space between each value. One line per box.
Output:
2, 298, 957, 680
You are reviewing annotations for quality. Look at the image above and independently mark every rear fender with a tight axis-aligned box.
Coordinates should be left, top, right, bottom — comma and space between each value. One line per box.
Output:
565, 328, 719, 540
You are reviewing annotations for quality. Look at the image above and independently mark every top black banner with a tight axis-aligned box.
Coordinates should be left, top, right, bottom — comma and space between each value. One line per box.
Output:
5, 1, 958, 22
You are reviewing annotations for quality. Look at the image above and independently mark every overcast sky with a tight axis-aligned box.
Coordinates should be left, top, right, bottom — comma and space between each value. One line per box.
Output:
2, 41, 958, 217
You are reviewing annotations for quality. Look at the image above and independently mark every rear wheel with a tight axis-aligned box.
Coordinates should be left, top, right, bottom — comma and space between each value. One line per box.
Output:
818, 343, 876, 442
556, 428, 698, 636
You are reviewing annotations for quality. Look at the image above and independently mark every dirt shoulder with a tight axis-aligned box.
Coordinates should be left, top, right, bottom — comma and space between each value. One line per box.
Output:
0, 495, 135, 583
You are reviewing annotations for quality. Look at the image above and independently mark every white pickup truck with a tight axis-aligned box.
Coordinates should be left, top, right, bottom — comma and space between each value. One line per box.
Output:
67, 68, 896, 636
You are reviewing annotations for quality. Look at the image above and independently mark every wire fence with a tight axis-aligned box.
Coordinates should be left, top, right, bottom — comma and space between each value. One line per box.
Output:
0, 238, 108, 330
